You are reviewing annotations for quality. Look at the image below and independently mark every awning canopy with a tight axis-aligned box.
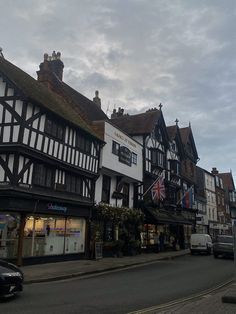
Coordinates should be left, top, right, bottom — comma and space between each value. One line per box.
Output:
145, 208, 192, 225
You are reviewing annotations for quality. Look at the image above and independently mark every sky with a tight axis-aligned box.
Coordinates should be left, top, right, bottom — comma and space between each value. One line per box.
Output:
0, 0, 236, 179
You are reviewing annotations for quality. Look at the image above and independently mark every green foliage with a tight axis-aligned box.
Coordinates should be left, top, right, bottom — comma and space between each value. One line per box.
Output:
93, 203, 144, 224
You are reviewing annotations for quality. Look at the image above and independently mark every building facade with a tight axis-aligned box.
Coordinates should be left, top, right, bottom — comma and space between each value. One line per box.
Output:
0, 53, 104, 264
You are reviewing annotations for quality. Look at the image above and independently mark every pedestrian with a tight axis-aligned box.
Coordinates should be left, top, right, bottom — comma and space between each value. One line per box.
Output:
159, 232, 164, 252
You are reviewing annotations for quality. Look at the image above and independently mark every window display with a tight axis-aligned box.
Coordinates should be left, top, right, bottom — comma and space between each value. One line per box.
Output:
0, 213, 19, 258
24, 215, 86, 257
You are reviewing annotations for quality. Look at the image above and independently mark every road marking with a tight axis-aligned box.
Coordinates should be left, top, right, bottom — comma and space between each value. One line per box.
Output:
127, 279, 233, 314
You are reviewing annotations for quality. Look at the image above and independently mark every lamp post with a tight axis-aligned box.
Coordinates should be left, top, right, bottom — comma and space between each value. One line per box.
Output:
230, 207, 236, 277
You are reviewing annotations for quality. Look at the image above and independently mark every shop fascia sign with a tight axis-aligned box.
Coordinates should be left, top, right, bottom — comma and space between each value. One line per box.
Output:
119, 146, 132, 166
47, 203, 67, 213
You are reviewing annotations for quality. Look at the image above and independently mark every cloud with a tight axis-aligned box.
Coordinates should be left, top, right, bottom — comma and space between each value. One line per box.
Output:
1, 0, 236, 177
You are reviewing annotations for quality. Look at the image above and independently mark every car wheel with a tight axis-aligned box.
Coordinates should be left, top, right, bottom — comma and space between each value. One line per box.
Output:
214, 253, 218, 258
190, 250, 194, 255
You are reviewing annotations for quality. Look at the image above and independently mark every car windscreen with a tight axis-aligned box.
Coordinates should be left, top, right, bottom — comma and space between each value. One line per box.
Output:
217, 236, 233, 243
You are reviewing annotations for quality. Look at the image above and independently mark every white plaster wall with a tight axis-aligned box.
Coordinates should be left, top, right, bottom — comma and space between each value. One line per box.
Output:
94, 174, 135, 208
102, 122, 143, 182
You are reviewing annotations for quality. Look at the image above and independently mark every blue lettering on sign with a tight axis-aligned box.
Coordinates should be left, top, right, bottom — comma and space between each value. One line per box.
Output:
47, 203, 67, 213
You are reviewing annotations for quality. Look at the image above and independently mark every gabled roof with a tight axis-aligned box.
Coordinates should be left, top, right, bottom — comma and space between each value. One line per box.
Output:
166, 124, 185, 158
166, 125, 177, 141
218, 172, 235, 191
111, 109, 162, 135
179, 127, 190, 145
179, 126, 199, 161
0, 57, 102, 140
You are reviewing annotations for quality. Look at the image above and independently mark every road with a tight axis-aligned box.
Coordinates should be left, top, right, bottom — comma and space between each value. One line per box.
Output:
1, 255, 234, 314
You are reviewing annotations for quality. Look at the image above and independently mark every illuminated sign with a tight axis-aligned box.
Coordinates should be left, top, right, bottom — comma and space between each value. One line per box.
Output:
47, 203, 67, 213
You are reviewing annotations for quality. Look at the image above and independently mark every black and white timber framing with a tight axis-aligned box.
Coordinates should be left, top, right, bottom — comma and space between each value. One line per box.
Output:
0, 75, 100, 199
0, 55, 105, 264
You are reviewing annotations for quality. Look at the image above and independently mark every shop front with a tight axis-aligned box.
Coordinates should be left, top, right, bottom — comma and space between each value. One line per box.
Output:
0, 195, 90, 264
141, 207, 194, 251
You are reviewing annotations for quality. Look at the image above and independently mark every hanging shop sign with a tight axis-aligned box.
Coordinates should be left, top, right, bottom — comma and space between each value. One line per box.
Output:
119, 146, 131, 166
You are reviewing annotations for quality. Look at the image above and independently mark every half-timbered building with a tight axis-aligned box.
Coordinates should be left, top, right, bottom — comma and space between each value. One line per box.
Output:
0, 53, 104, 264
111, 107, 194, 251
179, 125, 199, 245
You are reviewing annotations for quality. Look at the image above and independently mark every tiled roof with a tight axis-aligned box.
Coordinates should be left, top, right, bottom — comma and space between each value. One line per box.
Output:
166, 125, 177, 140
179, 127, 190, 144
111, 110, 161, 135
218, 172, 235, 191
0, 57, 101, 140
54, 81, 108, 122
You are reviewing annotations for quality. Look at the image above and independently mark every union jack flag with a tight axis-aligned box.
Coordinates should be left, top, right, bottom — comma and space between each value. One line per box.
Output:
151, 174, 166, 202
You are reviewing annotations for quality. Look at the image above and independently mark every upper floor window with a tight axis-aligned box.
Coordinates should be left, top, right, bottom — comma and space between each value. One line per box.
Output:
76, 134, 91, 154
132, 153, 137, 165
154, 126, 162, 142
169, 160, 180, 175
151, 149, 164, 168
65, 173, 82, 195
33, 164, 54, 188
45, 117, 64, 141
112, 141, 120, 155
171, 142, 176, 151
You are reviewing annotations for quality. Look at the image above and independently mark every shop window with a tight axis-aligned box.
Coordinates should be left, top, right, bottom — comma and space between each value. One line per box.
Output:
104, 221, 113, 241
112, 141, 120, 156
122, 183, 129, 207
0, 213, 19, 259
65, 173, 83, 195
33, 164, 54, 188
24, 216, 86, 257
101, 175, 111, 203
45, 117, 64, 141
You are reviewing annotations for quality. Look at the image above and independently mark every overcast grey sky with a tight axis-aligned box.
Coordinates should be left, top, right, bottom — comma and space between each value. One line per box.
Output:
1, 0, 236, 179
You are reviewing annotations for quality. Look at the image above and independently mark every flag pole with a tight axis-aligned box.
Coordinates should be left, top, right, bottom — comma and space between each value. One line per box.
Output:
142, 171, 164, 197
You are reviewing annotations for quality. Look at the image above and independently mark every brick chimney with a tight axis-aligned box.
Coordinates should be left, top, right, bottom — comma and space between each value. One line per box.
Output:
211, 167, 219, 175
37, 51, 64, 86
93, 90, 101, 108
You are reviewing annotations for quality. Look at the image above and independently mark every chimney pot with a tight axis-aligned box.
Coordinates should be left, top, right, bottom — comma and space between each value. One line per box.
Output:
93, 90, 101, 108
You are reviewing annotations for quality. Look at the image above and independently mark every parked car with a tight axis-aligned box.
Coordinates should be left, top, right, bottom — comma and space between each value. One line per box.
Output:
213, 235, 234, 259
0, 260, 24, 298
190, 233, 213, 255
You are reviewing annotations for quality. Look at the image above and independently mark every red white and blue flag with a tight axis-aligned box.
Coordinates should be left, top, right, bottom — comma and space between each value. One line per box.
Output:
151, 174, 166, 202
181, 186, 193, 208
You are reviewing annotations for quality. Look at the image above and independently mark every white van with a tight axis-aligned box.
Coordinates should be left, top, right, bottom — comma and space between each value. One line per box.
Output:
190, 233, 213, 255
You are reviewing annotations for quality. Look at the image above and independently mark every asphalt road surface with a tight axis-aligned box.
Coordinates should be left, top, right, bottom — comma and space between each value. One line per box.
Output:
1, 255, 234, 314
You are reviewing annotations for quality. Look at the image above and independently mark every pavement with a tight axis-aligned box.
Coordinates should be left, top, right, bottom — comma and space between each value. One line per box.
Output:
20, 249, 236, 313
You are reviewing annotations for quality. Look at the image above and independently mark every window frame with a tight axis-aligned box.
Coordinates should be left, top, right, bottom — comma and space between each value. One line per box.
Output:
45, 117, 64, 141
112, 141, 120, 156
33, 164, 54, 188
